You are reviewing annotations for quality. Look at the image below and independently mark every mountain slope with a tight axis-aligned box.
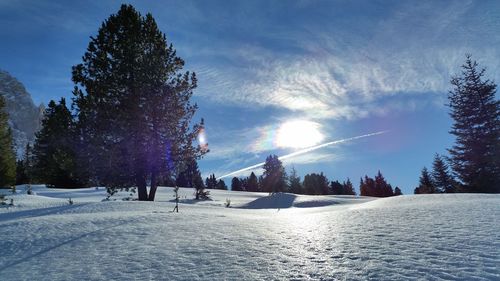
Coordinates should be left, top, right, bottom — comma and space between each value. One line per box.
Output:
0, 69, 44, 157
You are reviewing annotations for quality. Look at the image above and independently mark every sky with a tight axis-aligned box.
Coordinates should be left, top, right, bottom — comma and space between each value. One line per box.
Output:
1, 0, 500, 194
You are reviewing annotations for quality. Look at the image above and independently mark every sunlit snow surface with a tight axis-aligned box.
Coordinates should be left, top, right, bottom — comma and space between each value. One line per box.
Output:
1, 186, 499, 280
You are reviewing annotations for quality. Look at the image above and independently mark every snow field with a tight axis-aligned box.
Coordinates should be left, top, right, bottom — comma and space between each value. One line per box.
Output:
0, 186, 499, 280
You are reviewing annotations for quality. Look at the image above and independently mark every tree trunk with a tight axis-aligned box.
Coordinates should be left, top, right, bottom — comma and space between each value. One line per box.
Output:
148, 169, 158, 201
137, 173, 148, 201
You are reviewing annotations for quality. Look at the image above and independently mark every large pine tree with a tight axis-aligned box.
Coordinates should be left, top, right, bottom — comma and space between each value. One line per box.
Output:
0, 95, 16, 187
448, 55, 500, 193
72, 5, 205, 200
32, 99, 80, 188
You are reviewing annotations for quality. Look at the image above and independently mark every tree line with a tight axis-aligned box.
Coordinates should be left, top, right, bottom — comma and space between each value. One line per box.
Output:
201, 155, 402, 197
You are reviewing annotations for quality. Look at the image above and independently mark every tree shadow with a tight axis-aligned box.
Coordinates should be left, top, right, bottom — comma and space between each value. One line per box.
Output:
0, 203, 89, 224
238, 193, 296, 209
0, 220, 129, 272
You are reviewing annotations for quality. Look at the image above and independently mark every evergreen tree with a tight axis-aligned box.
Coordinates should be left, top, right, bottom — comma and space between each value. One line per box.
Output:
359, 173, 394, 197
303, 172, 329, 195
175, 171, 189, 187
448, 55, 500, 193
394, 186, 403, 196
0, 95, 16, 187
175, 159, 199, 187
32, 99, 80, 188
375, 171, 394, 197
72, 4, 205, 200
246, 172, 259, 192
342, 178, 356, 195
360, 175, 375, 196
415, 167, 435, 194
205, 174, 217, 189
431, 154, 456, 193
16, 144, 33, 185
330, 180, 343, 195
16, 160, 27, 185
258, 175, 264, 191
216, 179, 227, 190
240, 177, 248, 191
261, 155, 286, 193
193, 173, 207, 200
192, 169, 205, 200
231, 177, 242, 191
287, 167, 302, 194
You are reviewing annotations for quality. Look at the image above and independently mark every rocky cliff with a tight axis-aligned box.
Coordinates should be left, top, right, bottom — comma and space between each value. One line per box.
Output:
0, 69, 44, 158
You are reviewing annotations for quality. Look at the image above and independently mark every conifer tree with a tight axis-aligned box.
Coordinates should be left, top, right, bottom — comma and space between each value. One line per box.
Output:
205, 174, 217, 189
261, 155, 286, 193
32, 99, 80, 188
431, 154, 456, 193
216, 179, 227, 190
415, 167, 435, 194
375, 171, 394, 197
448, 55, 500, 193
303, 173, 329, 195
16, 144, 33, 185
330, 180, 343, 195
360, 175, 375, 196
287, 167, 302, 194
16, 160, 26, 185
0, 95, 16, 187
231, 177, 242, 191
72, 5, 206, 200
394, 186, 403, 196
342, 178, 356, 195
246, 172, 259, 192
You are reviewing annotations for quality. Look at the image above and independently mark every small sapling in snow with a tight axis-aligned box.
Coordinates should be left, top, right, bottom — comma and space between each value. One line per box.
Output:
26, 184, 33, 195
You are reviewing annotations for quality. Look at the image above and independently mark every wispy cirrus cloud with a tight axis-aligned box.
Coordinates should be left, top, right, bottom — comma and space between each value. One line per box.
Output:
193, 0, 500, 121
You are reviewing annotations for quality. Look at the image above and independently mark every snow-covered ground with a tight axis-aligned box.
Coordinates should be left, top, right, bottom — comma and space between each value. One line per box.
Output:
0, 185, 498, 280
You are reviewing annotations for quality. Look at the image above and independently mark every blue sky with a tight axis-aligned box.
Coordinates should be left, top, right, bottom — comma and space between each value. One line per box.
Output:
1, 0, 500, 193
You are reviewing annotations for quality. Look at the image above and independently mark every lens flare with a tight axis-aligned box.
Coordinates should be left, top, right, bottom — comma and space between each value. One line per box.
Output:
198, 128, 208, 152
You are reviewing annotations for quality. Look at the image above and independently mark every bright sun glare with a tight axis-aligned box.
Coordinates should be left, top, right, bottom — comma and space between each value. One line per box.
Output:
276, 120, 324, 149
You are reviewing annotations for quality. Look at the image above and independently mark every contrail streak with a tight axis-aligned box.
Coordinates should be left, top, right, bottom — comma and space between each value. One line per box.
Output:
217, 131, 387, 180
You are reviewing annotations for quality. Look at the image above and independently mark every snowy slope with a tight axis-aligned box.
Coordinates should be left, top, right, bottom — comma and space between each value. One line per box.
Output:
0, 186, 498, 280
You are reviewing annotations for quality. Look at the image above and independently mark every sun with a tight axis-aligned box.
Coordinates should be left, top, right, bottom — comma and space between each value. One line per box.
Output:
275, 120, 324, 149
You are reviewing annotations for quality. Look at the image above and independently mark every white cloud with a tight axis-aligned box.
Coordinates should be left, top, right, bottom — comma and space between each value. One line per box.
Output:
194, 1, 500, 121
